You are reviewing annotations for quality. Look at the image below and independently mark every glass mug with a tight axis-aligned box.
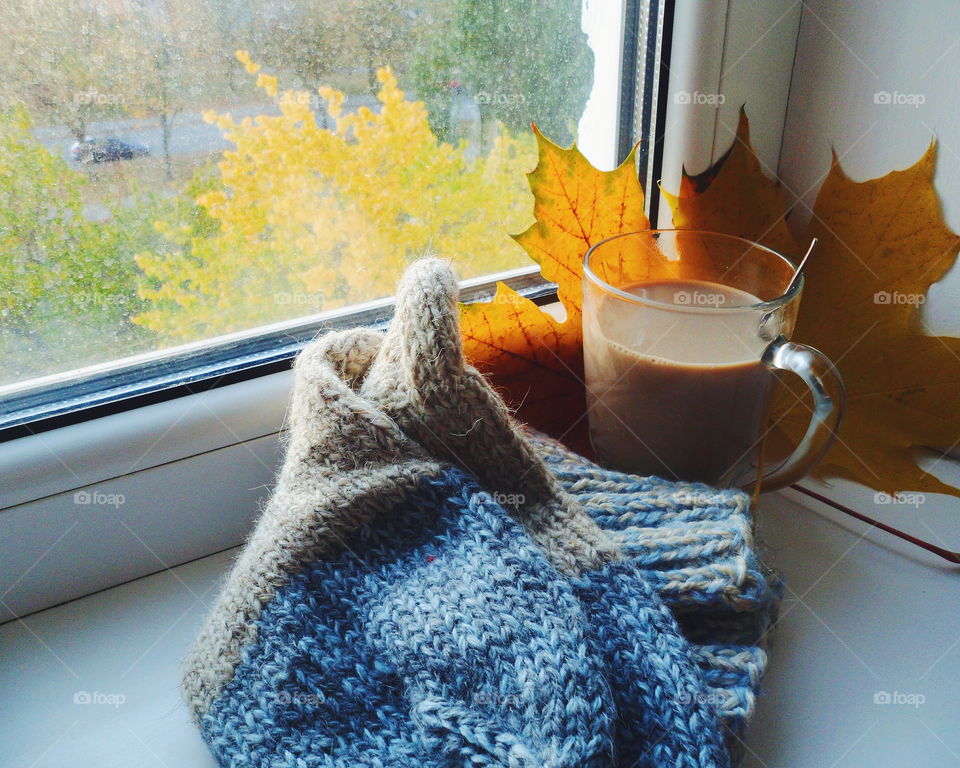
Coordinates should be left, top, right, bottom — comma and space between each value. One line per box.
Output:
582, 230, 845, 490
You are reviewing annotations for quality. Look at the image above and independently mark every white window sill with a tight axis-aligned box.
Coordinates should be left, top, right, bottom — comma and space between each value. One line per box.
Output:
2, 486, 958, 767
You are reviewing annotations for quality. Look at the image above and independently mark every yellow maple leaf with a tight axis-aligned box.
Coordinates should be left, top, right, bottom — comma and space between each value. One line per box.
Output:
513, 125, 650, 318
661, 109, 800, 261
460, 128, 648, 445
461, 284, 584, 445
666, 113, 960, 497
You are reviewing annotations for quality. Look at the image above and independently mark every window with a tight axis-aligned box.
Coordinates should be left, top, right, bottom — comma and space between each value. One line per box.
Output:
1, 0, 664, 435
0, 0, 677, 621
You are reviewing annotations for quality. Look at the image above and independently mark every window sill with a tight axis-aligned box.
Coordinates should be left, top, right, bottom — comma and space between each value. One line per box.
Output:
2, 485, 957, 767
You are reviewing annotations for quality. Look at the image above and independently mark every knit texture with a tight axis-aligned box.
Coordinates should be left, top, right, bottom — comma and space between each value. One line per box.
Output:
184, 258, 779, 767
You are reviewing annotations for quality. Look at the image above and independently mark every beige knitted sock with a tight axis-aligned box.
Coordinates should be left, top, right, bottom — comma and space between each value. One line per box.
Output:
182, 328, 441, 719
360, 258, 621, 575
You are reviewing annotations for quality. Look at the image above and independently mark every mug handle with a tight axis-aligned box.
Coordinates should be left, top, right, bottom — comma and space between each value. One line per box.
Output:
754, 335, 846, 492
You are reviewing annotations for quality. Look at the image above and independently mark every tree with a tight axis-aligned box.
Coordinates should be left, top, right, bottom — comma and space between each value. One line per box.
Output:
135, 61, 536, 343
248, 0, 419, 96
0, 107, 159, 384
353, 0, 419, 94
409, 0, 593, 146
249, 0, 353, 92
127, 0, 218, 180
1, 0, 131, 140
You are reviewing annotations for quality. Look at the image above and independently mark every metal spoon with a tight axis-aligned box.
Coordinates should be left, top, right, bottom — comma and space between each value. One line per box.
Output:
785, 237, 818, 295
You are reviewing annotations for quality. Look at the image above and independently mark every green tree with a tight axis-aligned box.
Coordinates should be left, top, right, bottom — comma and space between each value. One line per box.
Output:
353, 0, 419, 94
127, 0, 220, 180
1, 0, 131, 140
409, 0, 593, 145
248, 0, 418, 96
0, 107, 161, 383
250, 0, 353, 92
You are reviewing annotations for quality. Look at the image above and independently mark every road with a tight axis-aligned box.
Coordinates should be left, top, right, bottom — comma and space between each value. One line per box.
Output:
32, 94, 381, 162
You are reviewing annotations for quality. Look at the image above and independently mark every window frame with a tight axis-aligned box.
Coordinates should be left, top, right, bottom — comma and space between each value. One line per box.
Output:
0, 267, 555, 440
0, 1, 668, 443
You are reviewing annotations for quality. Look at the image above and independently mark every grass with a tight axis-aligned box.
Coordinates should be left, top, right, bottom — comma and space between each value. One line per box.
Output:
79, 152, 218, 210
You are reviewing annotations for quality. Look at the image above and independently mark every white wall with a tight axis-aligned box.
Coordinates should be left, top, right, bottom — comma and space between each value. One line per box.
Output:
657, 0, 960, 517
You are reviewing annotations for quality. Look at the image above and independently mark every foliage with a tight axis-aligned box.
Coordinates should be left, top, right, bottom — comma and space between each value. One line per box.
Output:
460, 128, 648, 446
661, 112, 799, 262
3, 0, 590, 157
0, 107, 161, 383
665, 112, 960, 498
135, 60, 536, 343
409, 0, 593, 145
0, 0, 131, 139
249, 0, 421, 94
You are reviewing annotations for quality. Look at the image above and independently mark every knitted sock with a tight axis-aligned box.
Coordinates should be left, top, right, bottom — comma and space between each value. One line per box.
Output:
306, 259, 776, 741
187, 327, 621, 767
356, 258, 778, 743
359, 257, 621, 576
182, 327, 439, 719
531, 428, 780, 737
534, 430, 771, 612
201, 468, 618, 767
570, 562, 731, 768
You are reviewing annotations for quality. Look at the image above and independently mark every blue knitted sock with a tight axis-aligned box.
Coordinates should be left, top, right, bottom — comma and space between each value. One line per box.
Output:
530, 429, 780, 738
571, 561, 731, 768
201, 470, 618, 768
185, 260, 779, 768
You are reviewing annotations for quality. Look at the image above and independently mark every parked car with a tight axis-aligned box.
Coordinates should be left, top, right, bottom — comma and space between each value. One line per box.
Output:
70, 136, 150, 164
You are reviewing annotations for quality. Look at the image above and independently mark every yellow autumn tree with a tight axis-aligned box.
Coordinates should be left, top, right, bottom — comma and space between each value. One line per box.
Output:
135, 54, 536, 342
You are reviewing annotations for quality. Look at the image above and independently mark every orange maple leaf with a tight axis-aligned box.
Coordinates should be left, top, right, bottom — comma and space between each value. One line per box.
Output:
513, 125, 651, 318
666, 112, 960, 497
660, 109, 800, 261
460, 127, 648, 445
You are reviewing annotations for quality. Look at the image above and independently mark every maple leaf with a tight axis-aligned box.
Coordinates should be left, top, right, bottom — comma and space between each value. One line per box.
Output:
460, 284, 583, 444
661, 109, 800, 260
512, 125, 650, 318
460, 127, 648, 445
666, 112, 960, 497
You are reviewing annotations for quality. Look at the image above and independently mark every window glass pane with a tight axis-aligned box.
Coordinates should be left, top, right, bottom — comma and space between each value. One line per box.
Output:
1, 0, 607, 387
